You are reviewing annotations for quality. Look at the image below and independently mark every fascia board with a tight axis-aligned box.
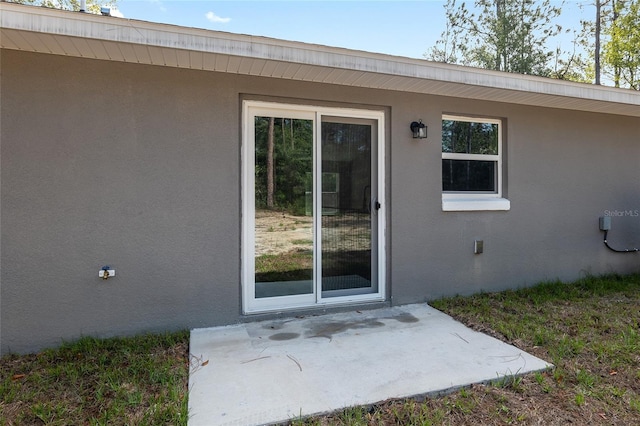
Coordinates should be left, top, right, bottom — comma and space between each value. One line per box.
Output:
2, 3, 640, 117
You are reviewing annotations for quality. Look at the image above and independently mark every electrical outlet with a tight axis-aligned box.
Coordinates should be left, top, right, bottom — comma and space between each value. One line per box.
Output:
99, 269, 116, 278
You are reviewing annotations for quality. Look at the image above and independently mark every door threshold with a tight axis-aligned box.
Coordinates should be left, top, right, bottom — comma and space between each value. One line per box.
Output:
241, 299, 390, 321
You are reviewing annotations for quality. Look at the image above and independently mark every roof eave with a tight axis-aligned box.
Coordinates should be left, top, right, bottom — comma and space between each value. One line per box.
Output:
2, 2, 640, 117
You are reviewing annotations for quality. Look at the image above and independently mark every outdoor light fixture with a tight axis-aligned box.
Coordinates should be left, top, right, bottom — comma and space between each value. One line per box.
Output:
410, 120, 427, 139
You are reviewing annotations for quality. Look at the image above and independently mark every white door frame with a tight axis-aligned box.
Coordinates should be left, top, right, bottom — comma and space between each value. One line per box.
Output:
242, 100, 386, 314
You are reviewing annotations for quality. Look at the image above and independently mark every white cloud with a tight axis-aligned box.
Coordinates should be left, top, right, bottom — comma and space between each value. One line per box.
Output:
205, 11, 231, 24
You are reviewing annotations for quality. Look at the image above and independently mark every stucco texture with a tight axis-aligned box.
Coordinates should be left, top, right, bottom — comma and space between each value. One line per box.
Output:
1, 49, 639, 354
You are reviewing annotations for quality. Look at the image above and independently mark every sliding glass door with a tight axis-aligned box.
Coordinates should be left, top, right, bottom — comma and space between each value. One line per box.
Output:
243, 102, 385, 313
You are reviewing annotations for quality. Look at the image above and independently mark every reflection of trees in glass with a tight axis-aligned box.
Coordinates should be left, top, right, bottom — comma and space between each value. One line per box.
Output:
442, 120, 498, 155
321, 123, 372, 214
442, 118, 499, 192
255, 117, 313, 215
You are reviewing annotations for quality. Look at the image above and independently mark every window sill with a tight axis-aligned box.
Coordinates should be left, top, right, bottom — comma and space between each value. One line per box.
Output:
442, 197, 511, 211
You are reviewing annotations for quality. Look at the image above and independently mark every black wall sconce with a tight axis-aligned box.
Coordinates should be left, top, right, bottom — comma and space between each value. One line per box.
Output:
410, 120, 427, 139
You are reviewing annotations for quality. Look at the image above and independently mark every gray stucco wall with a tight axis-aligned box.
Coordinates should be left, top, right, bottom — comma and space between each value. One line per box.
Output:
1, 51, 241, 354
2, 49, 639, 354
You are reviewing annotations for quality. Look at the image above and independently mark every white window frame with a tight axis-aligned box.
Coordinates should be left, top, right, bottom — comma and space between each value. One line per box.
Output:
441, 114, 510, 211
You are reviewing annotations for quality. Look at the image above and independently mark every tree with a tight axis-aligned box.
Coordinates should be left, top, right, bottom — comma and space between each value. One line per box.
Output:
7, 0, 117, 14
583, 0, 618, 85
602, 0, 640, 88
548, 36, 591, 83
595, 0, 603, 84
266, 117, 275, 209
428, 0, 566, 76
577, 0, 639, 88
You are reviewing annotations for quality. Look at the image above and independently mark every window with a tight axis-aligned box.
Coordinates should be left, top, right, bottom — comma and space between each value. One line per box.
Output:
441, 115, 509, 211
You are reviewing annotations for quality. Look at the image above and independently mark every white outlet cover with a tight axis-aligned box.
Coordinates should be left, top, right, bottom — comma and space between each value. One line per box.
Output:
98, 269, 116, 278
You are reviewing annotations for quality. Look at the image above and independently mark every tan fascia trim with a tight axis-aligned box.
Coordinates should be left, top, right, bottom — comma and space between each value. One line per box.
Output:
2, 2, 640, 117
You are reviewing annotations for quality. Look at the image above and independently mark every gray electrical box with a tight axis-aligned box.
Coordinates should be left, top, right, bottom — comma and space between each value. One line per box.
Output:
599, 216, 611, 231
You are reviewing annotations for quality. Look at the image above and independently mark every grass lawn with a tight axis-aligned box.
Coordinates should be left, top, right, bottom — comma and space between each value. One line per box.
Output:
1, 273, 639, 425
0, 332, 189, 425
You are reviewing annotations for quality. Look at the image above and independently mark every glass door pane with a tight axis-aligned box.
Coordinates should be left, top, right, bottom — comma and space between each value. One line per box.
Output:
320, 119, 376, 297
254, 116, 314, 298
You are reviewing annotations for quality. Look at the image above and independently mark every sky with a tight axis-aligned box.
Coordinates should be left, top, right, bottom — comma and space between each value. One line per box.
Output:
113, 1, 595, 61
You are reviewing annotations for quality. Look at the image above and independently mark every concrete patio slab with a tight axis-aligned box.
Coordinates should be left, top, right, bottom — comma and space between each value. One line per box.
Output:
188, 304, 552, 426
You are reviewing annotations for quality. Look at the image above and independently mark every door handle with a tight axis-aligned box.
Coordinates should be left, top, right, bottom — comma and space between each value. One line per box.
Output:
371, 198, 381, 214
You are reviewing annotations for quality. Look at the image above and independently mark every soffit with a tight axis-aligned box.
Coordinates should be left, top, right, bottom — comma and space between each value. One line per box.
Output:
2, 3, 640, 118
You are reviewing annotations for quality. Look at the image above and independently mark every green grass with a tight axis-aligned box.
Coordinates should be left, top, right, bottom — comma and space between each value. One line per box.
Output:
291, 239, 314, 245
255, 251, 313, 281
2, 273, 640, 425
0, 332, 189, 425
298, 273, 640, 424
